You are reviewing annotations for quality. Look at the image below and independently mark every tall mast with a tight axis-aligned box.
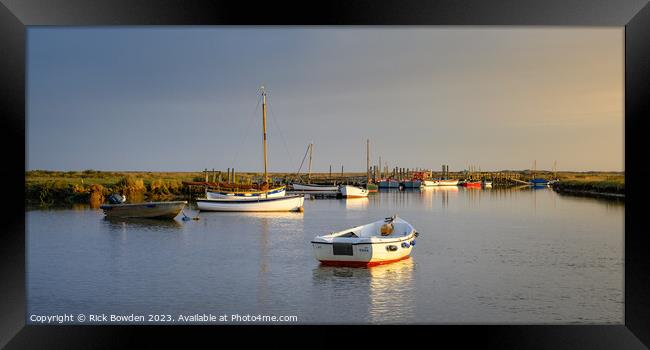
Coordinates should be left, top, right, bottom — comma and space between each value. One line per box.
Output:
261, 86, 268, 183
307, 143, 313, 182
366, 139, 370, 182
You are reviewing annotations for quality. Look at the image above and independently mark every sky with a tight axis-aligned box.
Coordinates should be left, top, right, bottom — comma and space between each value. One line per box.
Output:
27, 27, 624, 172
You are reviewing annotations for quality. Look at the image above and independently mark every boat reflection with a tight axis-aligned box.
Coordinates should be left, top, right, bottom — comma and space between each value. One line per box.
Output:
343, 197, 369, 210
103, 216, 183, 230
420, 186, 459, 209
312, 258, 415, 323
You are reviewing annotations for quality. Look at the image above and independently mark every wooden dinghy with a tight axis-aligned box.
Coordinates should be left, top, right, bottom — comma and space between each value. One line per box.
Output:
196, 195, 305, 212
100, 201, 187, 219
311, 215, 418, 267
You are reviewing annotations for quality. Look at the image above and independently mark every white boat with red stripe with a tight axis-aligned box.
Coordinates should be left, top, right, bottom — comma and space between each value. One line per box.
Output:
311, 215, 418, 267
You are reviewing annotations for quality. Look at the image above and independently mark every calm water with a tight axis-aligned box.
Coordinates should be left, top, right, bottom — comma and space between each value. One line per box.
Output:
27, 187, 624, 324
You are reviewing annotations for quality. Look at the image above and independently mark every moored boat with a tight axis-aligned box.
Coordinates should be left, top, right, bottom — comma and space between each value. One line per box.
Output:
529, 178, 549, 187
206, 186, 286, 199
401, 179, 422, 188
291, 183, 339, 191
482, 180, 493, 188
100, 201, 187, 219
421, 179, 459, 187
366, 182, 378, 192
378, 179, 400, 188
460, 181, 482, 188
196, 86, 303, 212
196, 195, 304, 212
311, 215, 418, 267
339, 185, 369, 198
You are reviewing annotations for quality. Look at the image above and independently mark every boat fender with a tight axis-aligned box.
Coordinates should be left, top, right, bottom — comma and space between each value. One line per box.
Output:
386, 245, 398, 252
401, 242, 410, 248
414, 231, 419, 237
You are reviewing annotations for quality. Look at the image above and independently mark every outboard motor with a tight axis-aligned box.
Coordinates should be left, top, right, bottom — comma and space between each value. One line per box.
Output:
108, 193, 126, 204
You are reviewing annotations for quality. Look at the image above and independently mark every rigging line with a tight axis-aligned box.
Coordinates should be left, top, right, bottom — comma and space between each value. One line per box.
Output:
229, 92, 262, 170
295, 143, 311, 177
266, 94, 295, 174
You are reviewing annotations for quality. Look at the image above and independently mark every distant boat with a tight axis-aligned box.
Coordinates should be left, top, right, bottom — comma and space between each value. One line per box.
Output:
482, 180, 493, 188
529, 178, 549, 187
401, 180, 422, 188
196, 195, 304, 212
378, 179, 400, 188
291, 143, 338, 192
291, 183, 339, 192
340, 185, 369, 198
311, 215, 418, 267
207, 186, 286, 199
421, 179, 459, 187
366, 182, 378, 192
100, 201, 187, 219
460, 181, 482, 188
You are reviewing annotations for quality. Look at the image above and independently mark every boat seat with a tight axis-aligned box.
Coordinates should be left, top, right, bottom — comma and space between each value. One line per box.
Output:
340, 232, 358, 238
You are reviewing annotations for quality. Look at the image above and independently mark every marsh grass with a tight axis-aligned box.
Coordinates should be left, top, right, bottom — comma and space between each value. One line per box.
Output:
26, 169, 624, 204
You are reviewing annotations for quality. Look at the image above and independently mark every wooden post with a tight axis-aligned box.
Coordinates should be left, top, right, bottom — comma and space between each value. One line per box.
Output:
205, 168, 208, 182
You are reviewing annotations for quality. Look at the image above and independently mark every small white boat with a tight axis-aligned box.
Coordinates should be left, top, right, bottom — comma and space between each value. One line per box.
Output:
291, 183, 339, 192
421, 179, 459, 187
339, 185, 368, 198
206, 186, 286, 200
311, 216, 418, 267
100, 201, 187, 219
482, 180, 493, 188
196, 195, 304, 212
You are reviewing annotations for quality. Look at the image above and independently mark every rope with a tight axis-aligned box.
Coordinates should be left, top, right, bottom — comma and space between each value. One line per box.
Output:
229, 92, 263, 170
294, 143, 311, 181
181, 209, 200, 221
266, 93, 295, 175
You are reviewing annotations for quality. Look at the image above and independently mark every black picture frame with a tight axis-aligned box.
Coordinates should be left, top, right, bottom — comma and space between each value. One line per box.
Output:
2, 0, 649, 348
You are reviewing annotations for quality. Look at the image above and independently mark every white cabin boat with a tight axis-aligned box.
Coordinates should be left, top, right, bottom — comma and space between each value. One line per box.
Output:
482, 180, 493, 188
339, 185, 368, 198
311, 216, 418, 267
421, 179, 459, 187
196, 195, 304, 212
206, 186, 286, 200
291, 183, 339, 192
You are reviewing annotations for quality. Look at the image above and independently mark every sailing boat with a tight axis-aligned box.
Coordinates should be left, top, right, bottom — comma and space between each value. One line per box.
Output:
290, 143, 339, 192
529, 160, 549, 187
197, 86, 304, 212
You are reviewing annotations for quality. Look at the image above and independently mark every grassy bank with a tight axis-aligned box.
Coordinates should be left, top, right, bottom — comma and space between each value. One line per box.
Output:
25, 170, 202, 206
26, 169, 624, 205
25, 169, 361, 206
551, 173, 624, 197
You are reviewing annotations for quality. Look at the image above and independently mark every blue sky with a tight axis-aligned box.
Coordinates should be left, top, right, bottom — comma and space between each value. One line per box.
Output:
27, 27, 623, 172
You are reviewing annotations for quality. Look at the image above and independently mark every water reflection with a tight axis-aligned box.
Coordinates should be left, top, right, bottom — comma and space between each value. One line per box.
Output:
312, 258, 415, 323
102, 216, 183, 231
344, 197, 369, 210
420, 186, 459, 208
